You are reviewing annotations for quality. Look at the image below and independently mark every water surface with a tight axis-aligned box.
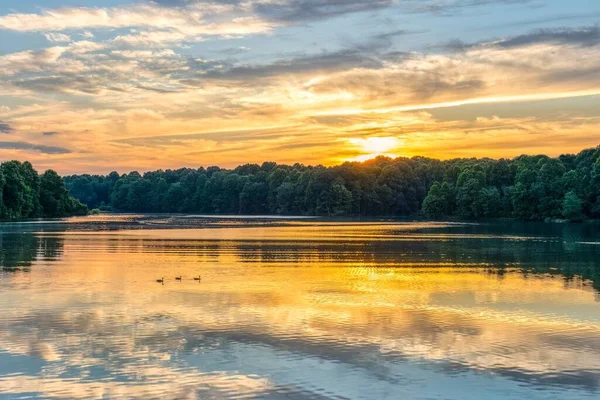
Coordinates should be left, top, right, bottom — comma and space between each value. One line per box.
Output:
0, 215, 599, 399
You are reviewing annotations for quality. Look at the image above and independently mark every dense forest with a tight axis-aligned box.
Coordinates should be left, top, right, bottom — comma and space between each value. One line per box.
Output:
63, 145, 600, 221
0, 161, 87, 220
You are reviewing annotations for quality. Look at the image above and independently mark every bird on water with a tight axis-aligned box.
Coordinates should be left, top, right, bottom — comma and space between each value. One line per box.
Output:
156, 277, 165, 284
175, 276, 182, 281
193, 275, 202, 281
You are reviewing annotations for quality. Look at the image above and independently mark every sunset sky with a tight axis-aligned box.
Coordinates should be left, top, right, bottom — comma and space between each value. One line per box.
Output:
1, 0, 600, 174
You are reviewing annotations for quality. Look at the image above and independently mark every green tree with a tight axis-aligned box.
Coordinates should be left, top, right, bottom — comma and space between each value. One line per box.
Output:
478, 187, 502, 218
2, 161, 27, 219
563, 191, 584, 221
53, 144, 600, 222
423, 182, 455, 218
330, 179, 353, 216
39, 170, 87, 217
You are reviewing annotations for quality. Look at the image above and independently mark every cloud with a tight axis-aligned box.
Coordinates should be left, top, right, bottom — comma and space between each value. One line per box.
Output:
111, 49, 177, 59
116, 125, 301, 146
371, 29, 419, 41
0, 47, 67, 77
197, 48, 392, 81
111, 30, 192, 46
403, 0, 532, 14
0, 0, 398, 44
14, 76, 112, 95
493, 26, 600, 48
0, 4, 194, 32
217, 46, 251, 55
1, 1, 600, 172
250, 0, 394, 22
44, 32, 71, 43
42, 131, 59, 136
2, 22, 599, 113
0, 141, 71, 154
0, 0, 537, 43
152, 0, 395, 21
153, 0, 528, 22
438, 26, 600, 52
0, 123, 13, 133
0, 3, 275, 41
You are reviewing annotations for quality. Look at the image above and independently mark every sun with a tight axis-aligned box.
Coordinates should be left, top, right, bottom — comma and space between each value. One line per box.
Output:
346, 137, 404, 162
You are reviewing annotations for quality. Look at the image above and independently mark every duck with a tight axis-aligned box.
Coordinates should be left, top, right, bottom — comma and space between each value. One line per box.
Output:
193, 275, 202, 281
156, 277, 165, 284
175, 276, 182, 281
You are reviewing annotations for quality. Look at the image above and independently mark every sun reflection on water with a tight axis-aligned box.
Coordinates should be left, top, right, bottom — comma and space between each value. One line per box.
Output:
0, 218, 599, 399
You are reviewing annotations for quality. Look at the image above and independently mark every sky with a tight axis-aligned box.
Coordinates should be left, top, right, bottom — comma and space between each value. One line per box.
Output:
1, 1, 600, 174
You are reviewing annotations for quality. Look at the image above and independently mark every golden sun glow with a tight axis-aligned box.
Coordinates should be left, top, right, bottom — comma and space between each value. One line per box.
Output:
1, 1, 600, 173
346, 137, 405, 162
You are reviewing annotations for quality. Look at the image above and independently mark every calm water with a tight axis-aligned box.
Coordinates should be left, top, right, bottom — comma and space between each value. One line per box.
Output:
1, 215, 600, 399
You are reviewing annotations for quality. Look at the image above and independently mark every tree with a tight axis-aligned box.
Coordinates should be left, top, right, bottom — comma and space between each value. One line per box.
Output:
456, 169, 486, 219
423, 182, 454, 219
1, 161, 27, 219
563, 191, 584, 222
330, 179, 353, 216
275, 182, 296, 214
240, 182, 269, 214
54, 144, 600, 222
478, 187, 502, 218
39, 169, 87, 217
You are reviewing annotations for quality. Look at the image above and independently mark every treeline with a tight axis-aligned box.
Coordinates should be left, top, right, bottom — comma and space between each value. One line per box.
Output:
0, 161, 88, 220
63, 145, 600, 221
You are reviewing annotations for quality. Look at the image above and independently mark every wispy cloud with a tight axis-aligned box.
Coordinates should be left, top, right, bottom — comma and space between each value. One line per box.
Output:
152, 0, 395, 22
402, 0, 533, 14
0, 1, 599, 173
0, 123, 13, 133
0, 141, 71, 154
0, 2, 276, 47
44, 32, 71, 43
217, 46, 251, 55
492, 26, 600, 48
438, 26, 600, 52
250, 0, 394, 22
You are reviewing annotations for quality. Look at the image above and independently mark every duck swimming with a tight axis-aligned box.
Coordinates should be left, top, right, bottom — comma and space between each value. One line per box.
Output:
193, 275, 202, 281
175, 276, 182, 281
156, 277, 164, 284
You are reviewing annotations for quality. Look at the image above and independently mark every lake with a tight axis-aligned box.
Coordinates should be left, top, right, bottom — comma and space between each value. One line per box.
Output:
0, 215, 599, 399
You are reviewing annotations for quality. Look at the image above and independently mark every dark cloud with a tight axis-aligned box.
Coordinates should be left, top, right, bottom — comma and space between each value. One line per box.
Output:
405, 0, 533, 14
0, 141, 71, 154
349, 30, 425, 53
153, 0, 533, 21
372, 29, 419, 41
151, 0, 197, 5
0, 123, 14, 134
13, 75, 127, 95
216, 47, 251, 55
152, 0, 394, 22
42, 131, 59, 136
432, 39, 471, 52
434, 26, 600, 52
495, 26, 600, 48
193, 48, 391, 82
253, 0, 393, 22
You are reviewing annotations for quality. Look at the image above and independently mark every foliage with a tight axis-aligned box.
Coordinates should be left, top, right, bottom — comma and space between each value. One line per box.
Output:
0, 161, 87, 220
62, 145, 600, 221
563, 191, 584, 222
